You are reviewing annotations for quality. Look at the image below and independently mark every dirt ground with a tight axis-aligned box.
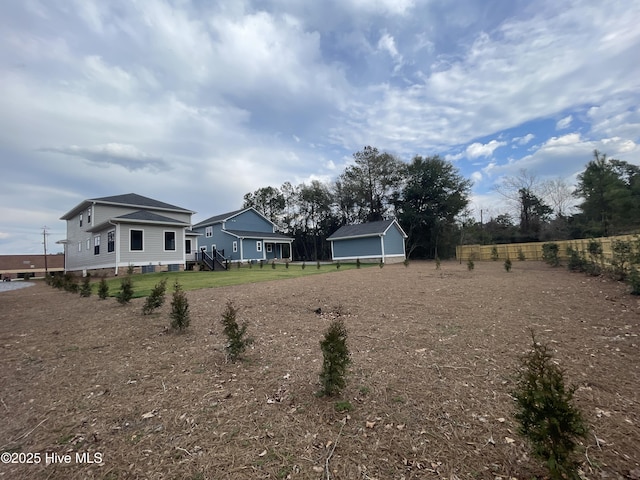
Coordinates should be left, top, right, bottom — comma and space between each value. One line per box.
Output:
1, 261, 639, 480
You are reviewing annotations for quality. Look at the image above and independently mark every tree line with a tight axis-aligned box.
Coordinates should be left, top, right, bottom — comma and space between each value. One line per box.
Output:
242, 147, 640, 260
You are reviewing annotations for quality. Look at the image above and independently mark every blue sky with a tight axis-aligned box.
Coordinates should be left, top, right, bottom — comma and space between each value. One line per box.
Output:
1, 0, 639, 254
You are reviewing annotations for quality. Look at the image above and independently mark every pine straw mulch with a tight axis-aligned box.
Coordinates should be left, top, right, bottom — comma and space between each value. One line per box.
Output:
0, 260, 639, 480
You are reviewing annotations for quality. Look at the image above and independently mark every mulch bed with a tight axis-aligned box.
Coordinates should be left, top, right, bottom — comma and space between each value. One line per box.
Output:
1, 260, 638, 479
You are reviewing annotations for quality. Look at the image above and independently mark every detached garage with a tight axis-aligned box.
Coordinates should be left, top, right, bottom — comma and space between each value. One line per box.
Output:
327, 219, 407, 264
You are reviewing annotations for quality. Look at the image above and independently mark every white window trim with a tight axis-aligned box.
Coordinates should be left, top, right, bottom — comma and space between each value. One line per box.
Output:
129, 228, 144, 252
78, 242, 82, 252
107, 230, 115, 254
256, 241, 262, 252
94, 235, 101, 255
164, 230, 177, 252
205, 226, 213, 238
86, 238, 90, 251
233, 241, 238, 253
266, 243, 272, 253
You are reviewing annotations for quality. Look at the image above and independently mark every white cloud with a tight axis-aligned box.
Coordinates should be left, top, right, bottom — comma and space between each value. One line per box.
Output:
513, 133, 535, 145
466, 140, 507, 159
556, 115, 573, 129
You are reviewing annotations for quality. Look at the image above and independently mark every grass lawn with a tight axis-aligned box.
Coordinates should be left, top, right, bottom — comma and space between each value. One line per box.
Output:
100, 262, 373, 298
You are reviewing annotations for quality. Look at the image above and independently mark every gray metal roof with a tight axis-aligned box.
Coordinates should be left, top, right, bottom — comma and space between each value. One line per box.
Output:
327, 219, 406, 241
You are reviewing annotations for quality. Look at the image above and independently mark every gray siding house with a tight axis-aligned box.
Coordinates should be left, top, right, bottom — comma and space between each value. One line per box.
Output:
60, 193, 198, 275
193, 208, 293, 263
327, 219, 407, 263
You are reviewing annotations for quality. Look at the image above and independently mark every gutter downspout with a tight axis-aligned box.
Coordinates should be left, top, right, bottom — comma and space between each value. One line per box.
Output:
380, 234, 385, 264
109, 220, 119, 275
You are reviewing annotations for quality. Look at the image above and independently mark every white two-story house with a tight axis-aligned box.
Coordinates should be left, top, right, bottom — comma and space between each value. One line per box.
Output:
59, 193, 198, 275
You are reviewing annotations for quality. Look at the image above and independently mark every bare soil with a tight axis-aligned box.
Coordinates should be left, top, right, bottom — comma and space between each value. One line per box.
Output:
1, 261, 639, 480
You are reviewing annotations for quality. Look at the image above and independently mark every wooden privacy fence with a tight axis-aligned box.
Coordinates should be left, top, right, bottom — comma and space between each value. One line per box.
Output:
456, 234, 640, 264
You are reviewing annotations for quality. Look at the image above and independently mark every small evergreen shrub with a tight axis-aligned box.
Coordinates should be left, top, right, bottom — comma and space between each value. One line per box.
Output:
491, 246, 499, 261
628, 266, 640, 296
336, 261, 341, 269
356, 258, 361, 269
467, 259, 475, 271
542, 243, 560, 267
611, 239, 633, 280
249, 261, 253, 269
142, 278, 168, 315
127, 264, 134, 275
23, 272, 31, 281
403, 258, 409, 267
271, 260, 276, 269
379, 259, 384, 268
317, 260, 321, 269
64, 274, 79, 293
116, 276, 134, 304
79, 275, 92, 297
285, 261, 289, 269
435, 256, 441, 269
513, 335, 587, 480
301, 261, 306, 270
319, 318, 350, 396
220, 300, 253, 362
517, 248, 526, 261
566, 247, 586, 272
259, 260, 264, 269
504, 257, 512, 272
170, 281, 190, 332
98, 277, 109, 300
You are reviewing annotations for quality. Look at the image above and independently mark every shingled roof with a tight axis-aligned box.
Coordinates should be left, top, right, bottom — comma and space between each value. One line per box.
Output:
326, 219, 407, 241
61, 193, 194, 220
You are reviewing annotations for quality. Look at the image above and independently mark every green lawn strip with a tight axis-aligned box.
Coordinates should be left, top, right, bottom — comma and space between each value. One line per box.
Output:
101, 263, 371, 298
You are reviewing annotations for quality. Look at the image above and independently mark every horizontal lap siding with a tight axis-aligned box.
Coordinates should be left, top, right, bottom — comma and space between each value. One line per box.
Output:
384, 227, 406, 256
333, 236, 381, 258
119, 226, 185, 265
227, 211, 273, 232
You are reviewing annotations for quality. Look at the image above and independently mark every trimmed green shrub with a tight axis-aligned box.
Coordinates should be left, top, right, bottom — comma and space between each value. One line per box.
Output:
301, 261, 306, 270
23, 272, 31, 281
491, 246, 499, 261
336, 261, 341, 269
379, 259, 384, 268
142, 278, 168, 315
116, 276, 134, 304
611, 239, 633, 280
98, 277, 109, 300
517, 248, 526, 261
356, 258, 361, 269
542, 242, 560, 267
467, 259, 474, 271
170, 281, 190, 332
513, 335, 587, 480
319, 318, 350, 396
64, 273, 79, 293
435, 257, 441, 269
220, 300, 253, 362
317, 260, 321, 269
271, 260, 276, 269
403, 258, 409, 267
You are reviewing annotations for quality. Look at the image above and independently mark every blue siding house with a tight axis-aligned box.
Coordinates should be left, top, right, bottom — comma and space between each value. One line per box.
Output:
327, 219, 407, 263
193, 208, 293, 263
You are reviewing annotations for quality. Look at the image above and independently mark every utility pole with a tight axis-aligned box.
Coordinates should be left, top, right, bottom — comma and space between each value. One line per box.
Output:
42, 226, 49, 275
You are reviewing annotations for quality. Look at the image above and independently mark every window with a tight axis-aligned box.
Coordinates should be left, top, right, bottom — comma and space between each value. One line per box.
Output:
107, 230, 115, 253
94, 235, 100, 255
86, 239, 90, 250
185, 239, 192, 254
79, 213, 83, 227
78, 242, 82, 252
130, 230, 143, 251
233, 241, 238, 253
164, 231, 176, 251
256, 241, 262, 252
205, 226, 213, 237
266, 243, 272, 253
87, 207, 92, 225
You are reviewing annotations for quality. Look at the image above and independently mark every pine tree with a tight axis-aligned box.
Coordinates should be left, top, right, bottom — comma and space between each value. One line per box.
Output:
319, 318, 350, 396
513, 335, 587, 479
